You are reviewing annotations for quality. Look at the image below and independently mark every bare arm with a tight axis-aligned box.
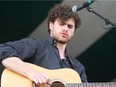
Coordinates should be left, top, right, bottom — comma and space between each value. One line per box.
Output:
2, 57, 50, 85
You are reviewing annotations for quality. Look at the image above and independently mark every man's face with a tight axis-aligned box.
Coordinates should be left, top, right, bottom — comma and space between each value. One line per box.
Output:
49, 18, 75, 44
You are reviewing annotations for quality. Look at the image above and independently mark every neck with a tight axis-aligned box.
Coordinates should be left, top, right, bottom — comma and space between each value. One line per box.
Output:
56, 42, 67, 59
56, 42, 66, 51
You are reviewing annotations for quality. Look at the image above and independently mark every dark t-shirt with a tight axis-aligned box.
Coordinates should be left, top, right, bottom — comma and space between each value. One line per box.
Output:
0, 36, 88, 82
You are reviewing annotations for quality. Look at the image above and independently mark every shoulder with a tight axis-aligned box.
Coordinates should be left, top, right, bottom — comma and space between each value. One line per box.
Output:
72, 58, 84, 68
71, 58, 86, 74
4, 37, 49, 49
18, 36, 53, 45
13, 37, 49, 45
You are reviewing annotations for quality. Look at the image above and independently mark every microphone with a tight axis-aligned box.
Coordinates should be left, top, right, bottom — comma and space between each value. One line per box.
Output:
72, 0, 95, 13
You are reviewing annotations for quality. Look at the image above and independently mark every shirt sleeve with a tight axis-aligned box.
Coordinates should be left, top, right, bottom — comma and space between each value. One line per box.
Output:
0, 38, 37, 62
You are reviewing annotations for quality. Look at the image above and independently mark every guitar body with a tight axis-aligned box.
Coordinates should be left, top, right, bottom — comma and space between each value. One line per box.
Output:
1, 63, 81, 87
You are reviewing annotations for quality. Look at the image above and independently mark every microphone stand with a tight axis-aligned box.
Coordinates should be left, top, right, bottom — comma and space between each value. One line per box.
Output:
87, 6, 116, 28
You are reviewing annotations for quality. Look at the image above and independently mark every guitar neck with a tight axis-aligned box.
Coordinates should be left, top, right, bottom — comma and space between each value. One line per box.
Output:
65, 82, 116, 87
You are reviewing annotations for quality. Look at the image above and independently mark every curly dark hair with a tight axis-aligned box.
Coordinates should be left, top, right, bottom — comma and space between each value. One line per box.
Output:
47, 3, 81, 34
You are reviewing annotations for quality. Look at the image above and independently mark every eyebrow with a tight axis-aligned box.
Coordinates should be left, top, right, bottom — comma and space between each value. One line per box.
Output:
57, 18, 75, 27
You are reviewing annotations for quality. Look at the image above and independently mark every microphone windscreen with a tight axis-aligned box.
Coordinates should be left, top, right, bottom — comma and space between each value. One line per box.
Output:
72, 5, 77, 13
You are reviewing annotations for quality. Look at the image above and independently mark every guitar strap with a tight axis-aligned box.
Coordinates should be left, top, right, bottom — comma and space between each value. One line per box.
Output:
66, 51, 76, 70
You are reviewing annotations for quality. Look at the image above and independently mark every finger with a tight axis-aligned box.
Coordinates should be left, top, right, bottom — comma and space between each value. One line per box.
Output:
42, 73, 51, 85
32, 82, 38, 87
36, 74, 48, 85
32, 75, 44, 85
43, 73, 50, 81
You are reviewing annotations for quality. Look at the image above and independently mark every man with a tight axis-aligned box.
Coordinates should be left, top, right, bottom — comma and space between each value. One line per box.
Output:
0, 3, 87, 86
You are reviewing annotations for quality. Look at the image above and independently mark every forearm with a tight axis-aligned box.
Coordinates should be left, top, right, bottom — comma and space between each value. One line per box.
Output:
1, 57, 50, 85
2, 57, 33, 78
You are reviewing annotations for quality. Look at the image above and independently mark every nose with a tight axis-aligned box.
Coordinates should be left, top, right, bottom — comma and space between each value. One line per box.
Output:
63, 24, 69, 31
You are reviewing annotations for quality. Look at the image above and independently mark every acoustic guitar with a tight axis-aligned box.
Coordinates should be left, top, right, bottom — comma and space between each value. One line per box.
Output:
1, 63, 116, 87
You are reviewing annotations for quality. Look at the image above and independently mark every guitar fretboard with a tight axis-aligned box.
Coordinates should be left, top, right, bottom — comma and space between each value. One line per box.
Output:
66, 82, 116, 87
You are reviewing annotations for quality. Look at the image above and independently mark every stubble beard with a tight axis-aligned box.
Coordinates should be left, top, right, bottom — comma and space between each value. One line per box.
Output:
54, 35, 71, 44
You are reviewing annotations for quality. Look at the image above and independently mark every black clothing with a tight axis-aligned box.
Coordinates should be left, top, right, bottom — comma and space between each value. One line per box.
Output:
0, 36, 87, 82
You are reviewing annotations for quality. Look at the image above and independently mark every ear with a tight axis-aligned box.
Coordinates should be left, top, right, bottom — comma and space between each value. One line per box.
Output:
49, 22, 53, 31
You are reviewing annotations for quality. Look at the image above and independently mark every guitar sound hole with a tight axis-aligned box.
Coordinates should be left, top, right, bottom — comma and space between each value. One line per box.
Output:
51, 81, 65, 87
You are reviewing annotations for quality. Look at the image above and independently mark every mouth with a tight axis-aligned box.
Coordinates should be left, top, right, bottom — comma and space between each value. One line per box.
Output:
61, 32, 68, 37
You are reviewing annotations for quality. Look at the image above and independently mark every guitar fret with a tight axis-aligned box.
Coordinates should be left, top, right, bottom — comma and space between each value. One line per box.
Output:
66, 82, 116, 87
96, 83, 102, 87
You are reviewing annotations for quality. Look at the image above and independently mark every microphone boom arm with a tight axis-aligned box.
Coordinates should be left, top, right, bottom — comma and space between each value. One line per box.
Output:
87, 6, 116, 28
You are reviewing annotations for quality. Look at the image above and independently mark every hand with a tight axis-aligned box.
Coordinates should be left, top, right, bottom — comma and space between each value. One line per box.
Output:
27, 70, 50, 86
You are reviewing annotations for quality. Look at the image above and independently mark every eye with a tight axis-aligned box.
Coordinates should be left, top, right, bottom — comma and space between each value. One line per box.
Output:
68, 24, 74, 29
59, 22, 65, 26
